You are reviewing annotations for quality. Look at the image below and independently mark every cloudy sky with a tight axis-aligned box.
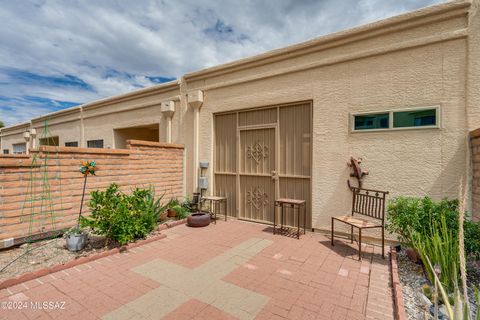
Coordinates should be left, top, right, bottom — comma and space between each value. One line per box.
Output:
0, 0, 443, 126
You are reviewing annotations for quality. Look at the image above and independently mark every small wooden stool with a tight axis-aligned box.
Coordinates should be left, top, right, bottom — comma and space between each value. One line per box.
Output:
274, 198, 306, 239
201, 196, 227, 224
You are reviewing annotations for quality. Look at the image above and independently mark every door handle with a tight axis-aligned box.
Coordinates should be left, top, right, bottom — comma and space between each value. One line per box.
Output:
271, 171, 279, 180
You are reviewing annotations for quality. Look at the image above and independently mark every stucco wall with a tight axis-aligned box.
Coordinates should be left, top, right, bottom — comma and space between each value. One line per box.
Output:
81, 88, 180, 148
0, 123, 30, 154
467, 0, 480, 130
33, 114, 82, 148
193, 42, 468, 235
187, 1, 474, 238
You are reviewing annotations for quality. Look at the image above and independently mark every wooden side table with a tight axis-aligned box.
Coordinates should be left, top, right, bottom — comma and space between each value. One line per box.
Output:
201, 196, 227, 224
274, 198, 306, 239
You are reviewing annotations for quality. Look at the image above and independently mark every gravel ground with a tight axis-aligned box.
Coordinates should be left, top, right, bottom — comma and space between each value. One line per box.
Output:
398, 248, 479, 320
397, 249, 433, 320
0, 226, 166, 282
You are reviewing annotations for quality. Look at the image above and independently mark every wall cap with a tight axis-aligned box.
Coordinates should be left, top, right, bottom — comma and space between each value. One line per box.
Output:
126, 139, 184, 149
0, 154, 30, 159
470, 128, 480, 138
32, 146, 133, 155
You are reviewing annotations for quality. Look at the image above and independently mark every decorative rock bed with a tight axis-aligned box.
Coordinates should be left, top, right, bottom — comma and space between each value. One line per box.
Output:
396, 248, 479, 320
397, 249, 433, 319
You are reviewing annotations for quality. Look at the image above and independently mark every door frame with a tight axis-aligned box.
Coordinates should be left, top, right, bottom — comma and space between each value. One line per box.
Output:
213, 100, 313, 228
236, 124, 279, 223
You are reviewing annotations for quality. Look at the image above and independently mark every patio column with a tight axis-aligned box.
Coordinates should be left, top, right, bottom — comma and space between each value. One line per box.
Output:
161, 100, 175, 143
23, 131, 30, 155
187, 90, 204, 192
30, 128, 37, 150
80, 107, 85, 148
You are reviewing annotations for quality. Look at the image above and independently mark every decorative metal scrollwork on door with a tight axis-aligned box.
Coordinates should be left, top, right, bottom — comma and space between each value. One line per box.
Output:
247, 187, 269, 210
247, 141, 269, 165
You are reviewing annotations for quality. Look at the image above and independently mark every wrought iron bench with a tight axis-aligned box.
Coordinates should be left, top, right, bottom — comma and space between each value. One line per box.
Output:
331, 187, 388, 260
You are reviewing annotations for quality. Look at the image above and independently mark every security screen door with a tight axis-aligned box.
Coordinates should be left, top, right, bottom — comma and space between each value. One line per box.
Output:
214, 102, 312, 228
239, 127, 277, 223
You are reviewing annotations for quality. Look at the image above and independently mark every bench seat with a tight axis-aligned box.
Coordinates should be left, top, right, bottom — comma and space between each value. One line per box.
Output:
332, 215, 382, 229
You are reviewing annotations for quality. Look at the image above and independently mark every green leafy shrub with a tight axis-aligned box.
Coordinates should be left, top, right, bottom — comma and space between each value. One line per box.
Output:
386, 197, 459, 244
465, 220, 480, 261
80, 183, 166, 245
386, 196, 480, 259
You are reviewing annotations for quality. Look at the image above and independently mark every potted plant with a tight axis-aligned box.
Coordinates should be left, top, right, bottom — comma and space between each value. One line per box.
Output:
65, 161, 96, 251
167, 198, 180, 217
166, 198, 191, 219
64, 226, 87, 251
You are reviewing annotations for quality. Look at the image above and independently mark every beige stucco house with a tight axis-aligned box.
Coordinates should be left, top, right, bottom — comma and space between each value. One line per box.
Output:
1, 0, 479, 233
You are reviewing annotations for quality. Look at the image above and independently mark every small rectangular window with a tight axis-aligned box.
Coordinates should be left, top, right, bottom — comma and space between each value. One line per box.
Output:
65, 141, 79, 147
87, 139, 104, 148
13, 143, 27, 154
354, 113, 389, 131
352, 106, 439, 132
393, 109, 437, 128
39, 136, 59, 146
3, 149, 9, 155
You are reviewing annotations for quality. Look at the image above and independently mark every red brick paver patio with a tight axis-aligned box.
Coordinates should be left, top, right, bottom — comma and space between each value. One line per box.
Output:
0, 220, 394, 320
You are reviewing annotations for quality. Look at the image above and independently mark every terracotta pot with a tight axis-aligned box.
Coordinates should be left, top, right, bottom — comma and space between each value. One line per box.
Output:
159, 211, 168, 221
167, 208, 177, 218
406, 248, 421, 263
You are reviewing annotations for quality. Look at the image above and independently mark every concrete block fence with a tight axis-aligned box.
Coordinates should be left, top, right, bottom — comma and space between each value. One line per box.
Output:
0, 140, 184, 248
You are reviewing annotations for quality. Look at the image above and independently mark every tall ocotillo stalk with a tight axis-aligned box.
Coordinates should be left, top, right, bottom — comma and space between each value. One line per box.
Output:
78, 174, 88, 229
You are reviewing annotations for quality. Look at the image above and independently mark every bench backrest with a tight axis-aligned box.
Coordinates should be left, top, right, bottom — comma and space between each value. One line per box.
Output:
351, 187, 389, 222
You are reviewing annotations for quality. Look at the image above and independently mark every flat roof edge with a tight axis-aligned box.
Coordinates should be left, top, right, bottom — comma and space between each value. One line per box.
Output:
80, 79, 180, 111
0, 122, 30, 133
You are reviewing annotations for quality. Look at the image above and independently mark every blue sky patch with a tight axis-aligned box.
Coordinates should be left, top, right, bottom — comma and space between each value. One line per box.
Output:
147, 76, 176, 83
1, 68, 95, 91
0, 95, 79, 125
204, 19, 249, 43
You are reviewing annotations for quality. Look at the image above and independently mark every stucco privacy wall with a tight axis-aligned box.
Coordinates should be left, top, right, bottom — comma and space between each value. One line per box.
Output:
471, 129, 480, 221
0, 140, 184, 248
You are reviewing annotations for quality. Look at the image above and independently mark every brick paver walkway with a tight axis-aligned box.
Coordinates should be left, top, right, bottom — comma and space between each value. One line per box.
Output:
0, 220, 394, 320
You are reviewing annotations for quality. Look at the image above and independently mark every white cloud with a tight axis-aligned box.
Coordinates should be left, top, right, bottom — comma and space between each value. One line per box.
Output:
0, 0, 444, 125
